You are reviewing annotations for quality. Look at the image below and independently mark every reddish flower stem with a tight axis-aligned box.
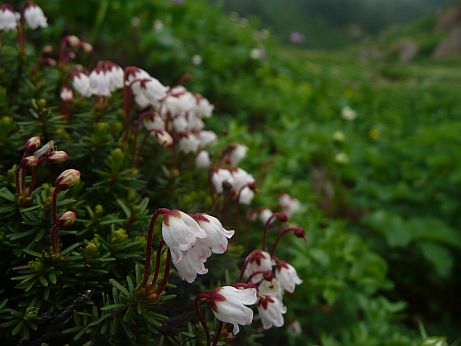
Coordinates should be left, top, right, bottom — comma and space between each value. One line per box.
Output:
151, 240, 165, 286
194, 296, 211, 346
261, 213, 287, 251
212, 321, 223, 346
269, 227, 306, 257
131, 110, 155, 165
152, 249, 171, 296
142, 208, 169, 287
21, 166, 26, 195
51, 188, 60, 224
50, 224, 60, 254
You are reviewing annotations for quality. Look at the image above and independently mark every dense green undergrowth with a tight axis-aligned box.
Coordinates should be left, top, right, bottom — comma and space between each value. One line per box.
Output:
1, 0, 460, 345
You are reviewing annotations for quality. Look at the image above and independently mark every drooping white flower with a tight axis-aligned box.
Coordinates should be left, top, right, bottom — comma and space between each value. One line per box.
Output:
125, 67, 154, 108
144, 115, 165, 131
0, 6, 18, 31
89, 68, 110, 97
172, 239, 211, 283
212, 168, 234, 194
140, 78, 168, 106
229, 144, 247, 165
191, 214, 234, 254
279, 193, 301, 217
195, 150, 211, 169
243, 249, 272, 283
187, 114, 204, 131
178, 133, 200, 154
274, 258, 303, 293
197, 130, 217, 147
258, 277, 283, 299
259, 209, 273, 225
24, 2, 48, 30
257, 295, 287, 329
72, 71, 91, 97
106, 63, 124, 92
209, 286, 257, 335
161, 210, 207, 263
195, 97, 213, 118
239, 186, 254, 205
172, 115, 189, 132
230, 168, 254, 192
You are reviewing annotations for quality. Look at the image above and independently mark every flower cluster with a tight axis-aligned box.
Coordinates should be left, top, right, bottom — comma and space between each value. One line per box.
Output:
0, 2, 47, 32
3, 4, 307, 344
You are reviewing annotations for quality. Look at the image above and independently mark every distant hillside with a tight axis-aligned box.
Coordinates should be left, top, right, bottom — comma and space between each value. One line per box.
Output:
210, 0, 456, 49
359, 3, 461, 62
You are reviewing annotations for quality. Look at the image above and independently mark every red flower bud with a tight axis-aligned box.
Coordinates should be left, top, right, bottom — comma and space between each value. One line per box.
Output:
21, 156, 39, 167
24, 136, 41, 153
47, 150, 68, 163
55, 169, 80, 189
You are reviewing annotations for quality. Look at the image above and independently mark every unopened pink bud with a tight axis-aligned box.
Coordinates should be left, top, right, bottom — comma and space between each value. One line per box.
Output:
47, 150, 68, 163
21, 156, 39, 167
55, 169, 80, 189
24, 136, 41, 152
58, 210, 76, 226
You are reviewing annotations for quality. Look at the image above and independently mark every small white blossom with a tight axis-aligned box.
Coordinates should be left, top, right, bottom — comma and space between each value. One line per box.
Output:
259, 209, 273, 225
173, 239, 211, 283
162, 210, 207, 263
195, 151, 211, 169
72, 72, 91, 97
197, 130, 217, 147
210, 286, 257, 335
24, 3, 48, 30
275, 258, 302, 293
0, 7, 18, 31
178, 133, 200, 154
279, 193, 301, 217
212, 169, 234, 193
239, 186, 254, 205
229, 144, 247, 165
258, 295, 287, 329
243, 250, 272, 283
191, 213, 234, 254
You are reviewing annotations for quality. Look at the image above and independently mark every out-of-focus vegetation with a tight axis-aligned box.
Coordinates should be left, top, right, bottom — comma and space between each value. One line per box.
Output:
1, 0, 461, 344
212, 0, 457, 49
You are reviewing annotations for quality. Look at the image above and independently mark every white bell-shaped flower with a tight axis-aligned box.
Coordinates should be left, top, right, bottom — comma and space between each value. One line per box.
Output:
195, 97, 214, 118
172, 239, 211, 283
0, 7, 18, 31
229, 144, 247, 165
210, 286, 257, 335
238, 186, 255, 205
258, 295, 287, 329
279, 193, 301, 217
275, 258, 303, 293
258, 277, 283, 300
212, 168, 234, 193
72, 72, 91, 97
243, 249, 272, 283
178, 133, 200, 153
24, 2, 48, 30
195, 150, 211, 169
197, 130, 217, 147
191, 214, 234, 254
161, 210, 207, 263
